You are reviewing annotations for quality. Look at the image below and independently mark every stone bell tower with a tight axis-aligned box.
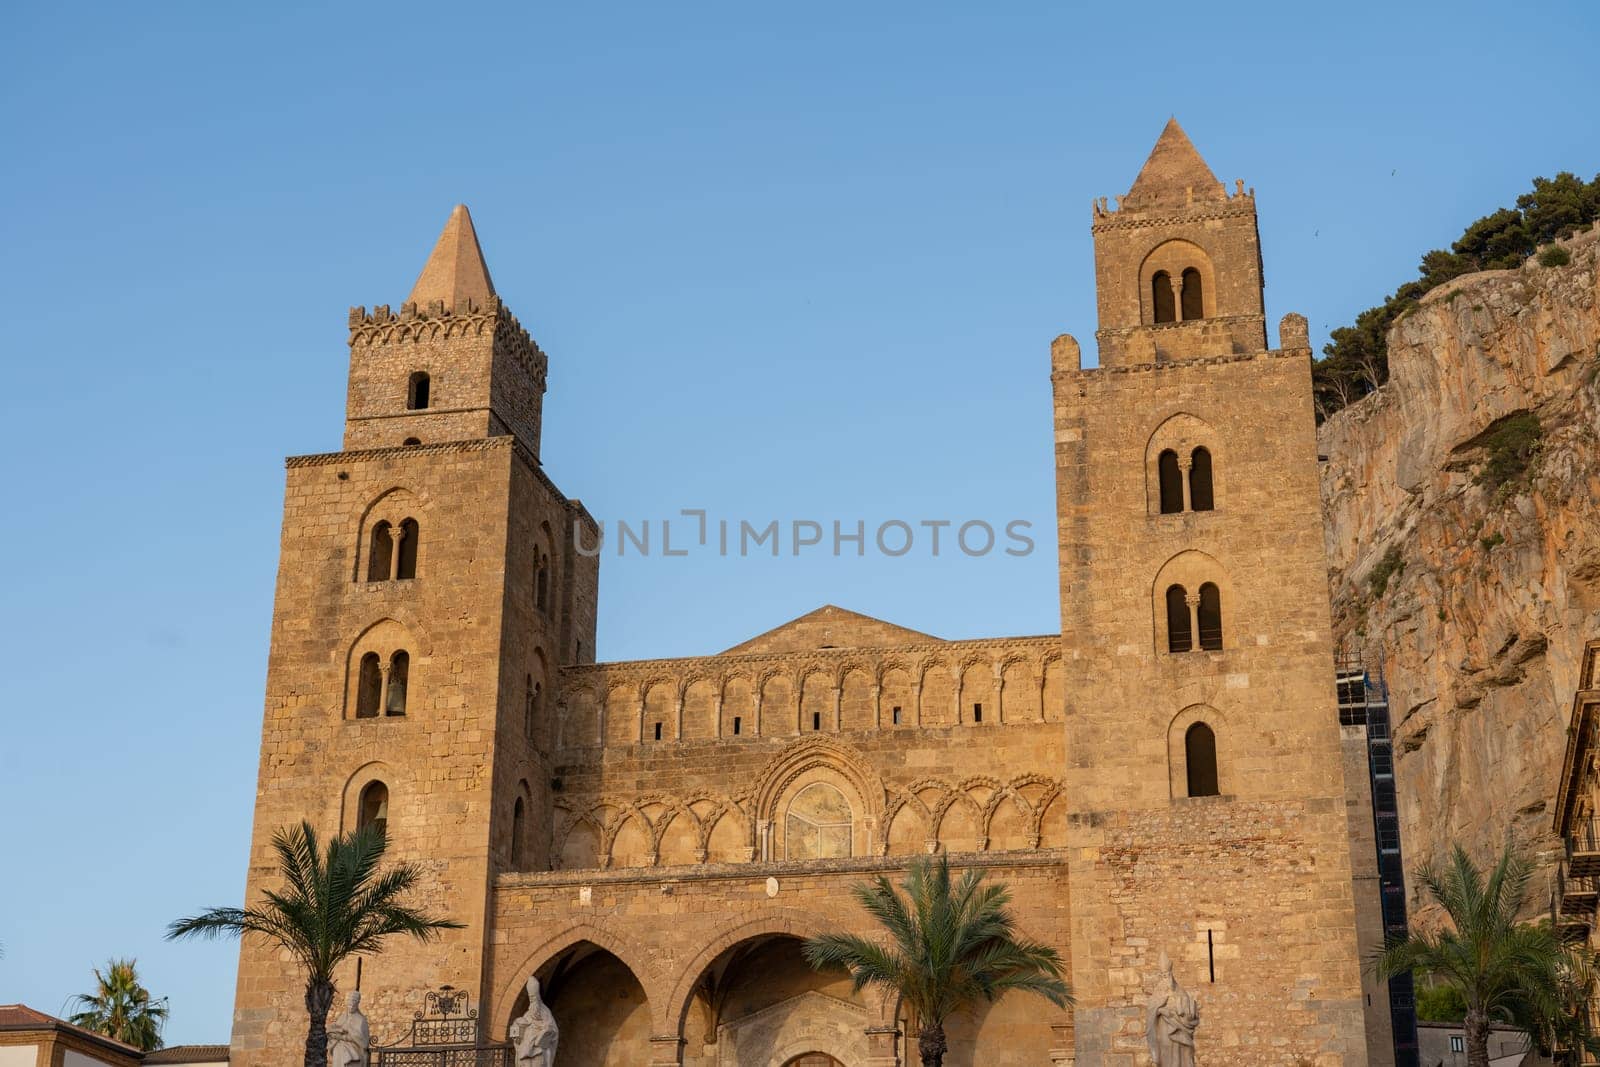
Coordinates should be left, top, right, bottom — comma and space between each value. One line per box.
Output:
229, 206, 597, 1064
1050, 122, 1368, 1063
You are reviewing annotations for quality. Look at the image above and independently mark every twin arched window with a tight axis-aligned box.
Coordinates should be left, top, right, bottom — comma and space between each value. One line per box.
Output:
1157, 448, 1214, 514
1185, 723, 1219, 797
1151, 268, 1205, 324
1165, 583, 1223, 653
357, 781, 389, 835
367, 519, 420, 581
356, 650, 411, 717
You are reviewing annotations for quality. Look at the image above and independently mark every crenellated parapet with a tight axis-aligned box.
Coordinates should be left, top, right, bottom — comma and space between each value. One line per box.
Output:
347, 296, 547, 392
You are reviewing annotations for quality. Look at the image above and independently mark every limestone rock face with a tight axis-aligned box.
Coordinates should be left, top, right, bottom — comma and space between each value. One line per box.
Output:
1319, 226, 1600, 913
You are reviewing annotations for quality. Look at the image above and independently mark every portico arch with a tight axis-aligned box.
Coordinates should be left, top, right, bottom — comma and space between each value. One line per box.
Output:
493, 923, 657, 1039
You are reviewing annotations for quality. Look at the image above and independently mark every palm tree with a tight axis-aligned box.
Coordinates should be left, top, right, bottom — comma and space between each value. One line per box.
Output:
803, 855, 1071, 1067
69, 958, 167, 1051
168, 821, 461, 1067
1373, 842, 1600, 1067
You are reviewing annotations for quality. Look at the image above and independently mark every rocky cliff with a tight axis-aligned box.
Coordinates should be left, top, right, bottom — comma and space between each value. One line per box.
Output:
1319, 226, 1600, 912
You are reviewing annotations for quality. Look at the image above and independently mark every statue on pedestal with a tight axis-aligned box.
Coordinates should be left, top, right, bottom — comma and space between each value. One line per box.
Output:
509, 976, 559, 1067
326, 989, 370, 1067
1145, 953, 1199, 1067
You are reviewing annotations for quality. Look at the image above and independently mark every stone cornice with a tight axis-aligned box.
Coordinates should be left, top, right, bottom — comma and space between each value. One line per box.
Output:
1053, 343, 1310, 383
1090, 199, 1257, 234
493, 847, 1069, 890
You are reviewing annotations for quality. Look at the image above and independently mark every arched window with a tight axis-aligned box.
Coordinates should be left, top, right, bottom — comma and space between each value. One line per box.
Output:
1151, 270, 1176, 324
386, 651, 409, 715
395, 518, 419, 579
1180, 268, 1204, 321
402, 437, 422, 446
1158, 450, 1184, 514
524, 676, 539, 741
1189, 448, 1214, 511
1165, 585, 1192, 653
356, 652, 382, 718
1197, 583, 1223, 651
1185, 723, 1219, 797
785, 782, 852, 860
367, 522, 393, 582
510, 795, 526, 868
357, 781, 389, 835
407, 372, 430, 410
534, 548, 551, 613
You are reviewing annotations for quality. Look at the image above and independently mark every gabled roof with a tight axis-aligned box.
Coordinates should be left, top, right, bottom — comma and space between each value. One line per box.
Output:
0, 1003, 144, 1058
721, 604, 940, 655
1121, 118, 1224, 211
407, 204, 496, 310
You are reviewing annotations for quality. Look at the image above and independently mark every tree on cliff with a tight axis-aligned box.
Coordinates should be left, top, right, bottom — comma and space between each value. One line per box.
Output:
802, 855, 1071, 1067
69, 958, 168, 1051
1373, 842, 1599, 1066
168, 821, 461, 1067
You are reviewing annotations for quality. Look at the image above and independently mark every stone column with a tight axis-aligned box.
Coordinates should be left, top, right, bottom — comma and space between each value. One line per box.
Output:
712, 693, 723, 737
646, 1033, 683, 1066
991, 662, 1004, 725
1186, 591, 1201, 653
377, 661, 392, 715
1179, 453, 1194, 512
388, 522, 406, 579
864, 1024, 901, 1067
1047, 1020, 1076, 1065
911, 682, 922, 726
872, 680, 882, 729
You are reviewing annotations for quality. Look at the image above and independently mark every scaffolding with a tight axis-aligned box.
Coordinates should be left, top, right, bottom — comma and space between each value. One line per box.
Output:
1337, 656, 1420, 1067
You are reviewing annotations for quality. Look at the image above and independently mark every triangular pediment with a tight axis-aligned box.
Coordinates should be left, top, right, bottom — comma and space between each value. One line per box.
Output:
721, 604, 940, 655
1122, 118, 1224, 210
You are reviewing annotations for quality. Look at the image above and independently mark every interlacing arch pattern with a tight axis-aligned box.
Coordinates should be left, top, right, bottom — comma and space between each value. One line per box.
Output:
548, 771, 1065, 871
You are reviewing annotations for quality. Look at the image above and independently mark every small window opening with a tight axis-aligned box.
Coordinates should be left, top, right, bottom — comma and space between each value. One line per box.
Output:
1185, 722, 1219, 797
402, 437, 422, 446
356, 652, 382, 718
407, 372, 430, 410
510, 796, 526, 868
1197, 582, 1223, 651
653, 721, 662, 741
534, 552, 550, 612
972, 703, 983, 723
367, 521, 394, 582
892, 705, 902, 725
395, 518, 419, 579
1180, 268, 1204, 321
524, 675, 537, 741
732, 716, 742, 736
1189, 448, 1214, 511
1165, 584, 1192, 653
386, 650, 409, 715
1152, 270, 1176, 324
1158, 450, 1183, 514
812, 711, 821, 731
357, 781, 389, 836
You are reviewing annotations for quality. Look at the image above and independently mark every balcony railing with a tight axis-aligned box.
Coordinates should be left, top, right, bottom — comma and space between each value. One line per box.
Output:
1568, 816, 1600, 879
1553, 882, 1592, 943
1561, 861, 1600, 917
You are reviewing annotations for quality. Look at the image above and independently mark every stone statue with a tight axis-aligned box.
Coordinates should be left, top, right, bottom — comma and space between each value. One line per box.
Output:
1145, 954, 1199, 1067
509, 976, 559, 1067
326, 989, 370, 1067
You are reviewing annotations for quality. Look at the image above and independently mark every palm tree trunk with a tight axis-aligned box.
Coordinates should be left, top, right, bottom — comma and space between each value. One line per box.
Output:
1464, 1008, 1491, 1067
917, 1023, 947, 1067
303, 978, 335, 1067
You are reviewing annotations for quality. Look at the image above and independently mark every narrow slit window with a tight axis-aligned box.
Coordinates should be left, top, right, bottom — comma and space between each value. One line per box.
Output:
367, 521, 393, 582
653, 721, 662, 741
812, 711, 821, 731
356, 652, 382, 718
1152, 270, 1176, 324
395, 518, 419, 579
1189, 448, 1214, 511
1198, 583, 1223, 651
510, 796, 526, 868
732, 716, 742, 736
386, 650, 409, 715
892, 705, 902, 725
972, 703, 983, 723
1166, 585, 1192, 653
1180, 268, 1204, 321
1185, 722, 1219, 797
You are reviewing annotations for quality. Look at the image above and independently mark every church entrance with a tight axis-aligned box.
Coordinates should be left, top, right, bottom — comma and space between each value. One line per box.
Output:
781, 1055, 844, 1067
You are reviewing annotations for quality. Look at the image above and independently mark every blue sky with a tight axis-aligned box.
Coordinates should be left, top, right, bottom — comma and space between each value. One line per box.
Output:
2, 0, 1596, 1046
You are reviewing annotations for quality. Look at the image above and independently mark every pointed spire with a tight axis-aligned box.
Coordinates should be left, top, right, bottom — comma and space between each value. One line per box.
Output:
1121, 118, 1224, 211
407, 204, 497, 311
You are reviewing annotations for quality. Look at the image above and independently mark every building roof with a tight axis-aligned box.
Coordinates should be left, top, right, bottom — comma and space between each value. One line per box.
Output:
1121, 117, 1224, 211
143, 1045, 230, 1063
0, 1003, 144, 1058
721, 604, 940, 655
407, 203, 496, 311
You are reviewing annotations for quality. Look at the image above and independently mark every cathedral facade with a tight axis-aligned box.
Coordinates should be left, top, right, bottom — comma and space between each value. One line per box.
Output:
230, 123, 1372, 1065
